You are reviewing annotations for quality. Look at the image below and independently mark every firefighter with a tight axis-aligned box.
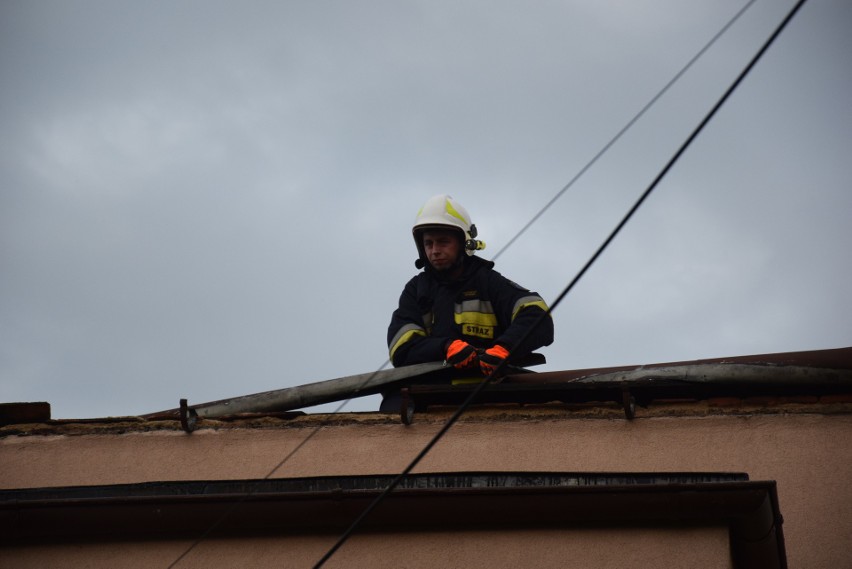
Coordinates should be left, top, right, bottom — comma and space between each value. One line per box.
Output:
387, 194, 554, 377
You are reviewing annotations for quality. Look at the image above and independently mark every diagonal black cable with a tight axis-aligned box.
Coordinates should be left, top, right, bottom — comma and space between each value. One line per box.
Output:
166, 0, 779, 566
312, 0, 808, 566
491, 0, 757, 263
165, 360, 393, 568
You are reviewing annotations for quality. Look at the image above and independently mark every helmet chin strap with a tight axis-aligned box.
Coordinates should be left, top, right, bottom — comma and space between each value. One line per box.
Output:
449, 250, 465, 272
414, 253, 464, 273
416, 240, 467, 274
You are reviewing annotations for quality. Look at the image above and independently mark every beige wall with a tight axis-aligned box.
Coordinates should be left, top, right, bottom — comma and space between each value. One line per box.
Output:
2, 411, 851, 568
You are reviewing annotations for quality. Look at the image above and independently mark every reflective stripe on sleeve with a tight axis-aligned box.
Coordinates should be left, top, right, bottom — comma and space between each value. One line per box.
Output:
511, 295, 549, 321
389, 324, 427, 359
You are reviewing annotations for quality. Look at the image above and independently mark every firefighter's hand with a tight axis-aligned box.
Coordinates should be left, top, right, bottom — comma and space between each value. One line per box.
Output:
479, 344, 510, 376
445, 340, 480, 369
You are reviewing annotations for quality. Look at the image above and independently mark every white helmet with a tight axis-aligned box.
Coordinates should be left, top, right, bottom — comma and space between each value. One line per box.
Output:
412, 194, 485, 268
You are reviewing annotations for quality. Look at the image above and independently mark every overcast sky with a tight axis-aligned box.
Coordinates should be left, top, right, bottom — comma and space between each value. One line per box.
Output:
1, 0, 850, 419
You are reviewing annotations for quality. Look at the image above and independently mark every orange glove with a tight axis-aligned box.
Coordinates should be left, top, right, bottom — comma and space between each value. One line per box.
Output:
445, 339, 479, 369
479, 344, 510, 376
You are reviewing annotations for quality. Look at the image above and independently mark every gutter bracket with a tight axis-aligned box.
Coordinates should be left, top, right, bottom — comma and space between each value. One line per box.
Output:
621, 385, 636, 420
400, 388, 415, 425
179, 399, 197, 433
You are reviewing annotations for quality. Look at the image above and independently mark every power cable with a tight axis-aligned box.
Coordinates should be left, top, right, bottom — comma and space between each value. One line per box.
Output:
312, 0, 809, 566
165, 361, 392, 569
166, 0, 770, 566
492, 0, 757, 262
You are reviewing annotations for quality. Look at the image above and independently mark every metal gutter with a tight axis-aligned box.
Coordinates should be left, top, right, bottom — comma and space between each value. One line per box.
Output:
398, 347, 852, 422
143, 357, 542, 431
143, 361, 447, 422
520, 347, 852, 384
537, 363, 852, 385
0, 472, 784, 568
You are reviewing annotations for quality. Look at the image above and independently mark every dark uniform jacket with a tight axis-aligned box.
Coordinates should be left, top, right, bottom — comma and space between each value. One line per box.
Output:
387, 256, 554, 367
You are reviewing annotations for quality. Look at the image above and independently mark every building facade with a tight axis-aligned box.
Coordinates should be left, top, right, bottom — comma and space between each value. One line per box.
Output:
2, 348, 851, 568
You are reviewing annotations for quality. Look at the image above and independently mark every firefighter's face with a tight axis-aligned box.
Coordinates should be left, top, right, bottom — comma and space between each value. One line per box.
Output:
422, 230, 462, 272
